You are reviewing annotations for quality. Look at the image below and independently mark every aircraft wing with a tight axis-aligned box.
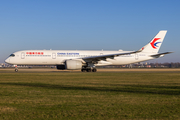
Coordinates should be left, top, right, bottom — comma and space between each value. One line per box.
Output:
150, 52, 173, 57
81, 50, 142, 63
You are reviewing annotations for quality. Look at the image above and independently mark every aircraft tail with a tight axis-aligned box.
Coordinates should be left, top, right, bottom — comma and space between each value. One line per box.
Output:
139, 30, 167, 53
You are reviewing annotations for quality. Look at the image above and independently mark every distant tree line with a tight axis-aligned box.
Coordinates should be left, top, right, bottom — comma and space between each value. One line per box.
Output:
98, 62, 180, 68
152, 62, 180, 68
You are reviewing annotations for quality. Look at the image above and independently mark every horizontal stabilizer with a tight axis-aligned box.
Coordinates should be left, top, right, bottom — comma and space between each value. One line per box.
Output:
150, 52, 173, 57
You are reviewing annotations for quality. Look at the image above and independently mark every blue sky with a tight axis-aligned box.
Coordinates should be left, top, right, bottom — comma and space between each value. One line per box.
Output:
0, 0, 180, 63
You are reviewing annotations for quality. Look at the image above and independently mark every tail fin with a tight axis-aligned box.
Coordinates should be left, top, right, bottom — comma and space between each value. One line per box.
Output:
140, 30, 167, 53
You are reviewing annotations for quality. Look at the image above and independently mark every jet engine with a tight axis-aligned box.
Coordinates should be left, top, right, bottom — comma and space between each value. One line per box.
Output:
66, 60, 82, 70
56, 60, 82, 70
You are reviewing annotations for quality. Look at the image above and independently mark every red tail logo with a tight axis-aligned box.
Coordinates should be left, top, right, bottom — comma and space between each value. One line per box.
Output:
150, 38, 161, 49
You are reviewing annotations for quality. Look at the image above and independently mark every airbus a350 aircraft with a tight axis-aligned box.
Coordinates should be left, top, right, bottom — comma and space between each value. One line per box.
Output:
5, 30, 172, 72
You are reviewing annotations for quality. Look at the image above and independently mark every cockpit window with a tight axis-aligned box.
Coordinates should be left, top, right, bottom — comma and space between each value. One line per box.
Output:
10, 54, 15, 57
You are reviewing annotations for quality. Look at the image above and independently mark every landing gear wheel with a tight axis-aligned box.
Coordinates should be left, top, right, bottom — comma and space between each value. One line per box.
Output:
81, 68, 96, 72
81, 69, 86, 72
15, 68, 18, 72
86, 69, 91, 72
92, 68, 97, 72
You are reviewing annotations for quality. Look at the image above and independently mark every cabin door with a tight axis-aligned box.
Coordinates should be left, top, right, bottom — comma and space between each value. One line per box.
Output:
52, 53, 56, 59
135, 54, 138, 60
21, 52, 25, 59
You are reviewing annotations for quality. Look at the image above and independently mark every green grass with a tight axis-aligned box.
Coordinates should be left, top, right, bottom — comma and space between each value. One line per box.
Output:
0, 71, 180, 119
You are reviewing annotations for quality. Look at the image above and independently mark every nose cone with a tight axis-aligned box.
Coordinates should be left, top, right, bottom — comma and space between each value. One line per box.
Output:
5, 58, 10, 64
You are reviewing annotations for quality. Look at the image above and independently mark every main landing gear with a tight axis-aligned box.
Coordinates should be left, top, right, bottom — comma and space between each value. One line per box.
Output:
81, 68, 97, 72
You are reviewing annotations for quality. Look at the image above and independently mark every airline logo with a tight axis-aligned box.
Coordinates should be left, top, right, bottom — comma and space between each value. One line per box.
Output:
26, 52, 44, 55
57, 52, 79, 55
150, 38, 161, 49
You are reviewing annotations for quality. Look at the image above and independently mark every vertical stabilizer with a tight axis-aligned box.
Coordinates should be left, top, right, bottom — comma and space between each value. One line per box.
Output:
140, 30, 167, 53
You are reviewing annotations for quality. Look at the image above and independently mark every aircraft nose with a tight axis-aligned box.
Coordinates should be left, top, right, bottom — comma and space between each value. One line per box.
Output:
5, 58, 10, 64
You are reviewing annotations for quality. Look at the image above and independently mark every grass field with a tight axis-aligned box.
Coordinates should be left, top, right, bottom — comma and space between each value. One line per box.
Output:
0, 69, 180, 119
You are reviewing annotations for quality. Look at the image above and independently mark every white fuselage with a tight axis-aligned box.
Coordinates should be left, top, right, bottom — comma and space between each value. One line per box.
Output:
5, 30, 171, 71
5, 50, 156, 66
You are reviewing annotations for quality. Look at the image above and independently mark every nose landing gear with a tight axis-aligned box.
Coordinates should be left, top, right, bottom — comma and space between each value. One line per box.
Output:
14, 65, 18, 72
15, 68, 18, 72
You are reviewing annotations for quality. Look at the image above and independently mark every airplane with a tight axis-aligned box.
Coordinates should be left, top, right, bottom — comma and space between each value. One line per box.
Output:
5, 30, 172, 72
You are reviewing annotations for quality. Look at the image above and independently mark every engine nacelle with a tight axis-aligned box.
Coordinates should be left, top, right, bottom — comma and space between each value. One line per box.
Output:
56, 60, 82, 70
66, 60, 82, 70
